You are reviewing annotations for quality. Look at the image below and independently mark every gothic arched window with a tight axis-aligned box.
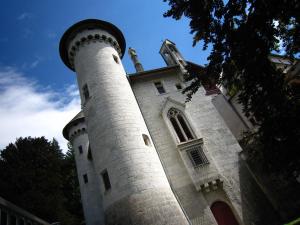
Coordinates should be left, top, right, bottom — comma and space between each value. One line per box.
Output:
168, 108, 195, 143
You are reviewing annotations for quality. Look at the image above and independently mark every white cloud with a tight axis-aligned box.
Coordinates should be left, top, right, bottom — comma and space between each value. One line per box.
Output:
0, 67, 81, 152
30, 56, 43, 69
17, 12, 33, 21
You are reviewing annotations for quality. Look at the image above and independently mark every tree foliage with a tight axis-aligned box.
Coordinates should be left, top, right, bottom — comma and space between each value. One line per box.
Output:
0, 137, 83, 225
164, 0, 300, 175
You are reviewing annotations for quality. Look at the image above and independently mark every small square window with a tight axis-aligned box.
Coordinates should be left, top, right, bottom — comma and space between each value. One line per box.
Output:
82, 84, 90, 101
176, 83, 182, 90
78, 145, 83, 154
83, 174, 88, 184
101, 170, 111, 191
154, 81, 166, 94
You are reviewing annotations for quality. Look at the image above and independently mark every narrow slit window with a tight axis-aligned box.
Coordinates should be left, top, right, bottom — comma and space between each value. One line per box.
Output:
142, 134, 152, 147
87, 145, 93, 160
102, 170, 111, 191
83, 174, 88, 184
154, 81, 166, 94
78, 145, 83, 154
82, 84, 90, 101
113, 54, 119, 64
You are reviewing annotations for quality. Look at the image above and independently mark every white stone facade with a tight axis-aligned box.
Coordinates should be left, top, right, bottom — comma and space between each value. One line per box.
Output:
61, 20, 278, 225
130, 67, 244, 225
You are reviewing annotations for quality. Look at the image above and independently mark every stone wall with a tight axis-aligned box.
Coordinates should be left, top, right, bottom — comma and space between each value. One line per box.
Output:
130, 69, 279, 225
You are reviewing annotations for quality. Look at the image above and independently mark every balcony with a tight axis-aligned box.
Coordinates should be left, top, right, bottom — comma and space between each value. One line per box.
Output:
177, 138, 222, 192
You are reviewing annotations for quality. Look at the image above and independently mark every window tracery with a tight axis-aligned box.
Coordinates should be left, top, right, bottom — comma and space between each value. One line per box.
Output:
167, 108, 195, 143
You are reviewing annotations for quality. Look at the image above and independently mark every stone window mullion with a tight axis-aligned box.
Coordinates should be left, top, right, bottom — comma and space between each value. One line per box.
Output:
175, 116, 188, 141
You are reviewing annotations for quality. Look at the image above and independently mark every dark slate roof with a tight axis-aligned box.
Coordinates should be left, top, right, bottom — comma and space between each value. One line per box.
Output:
59, 19, 126, 71
62, 111, 85, 140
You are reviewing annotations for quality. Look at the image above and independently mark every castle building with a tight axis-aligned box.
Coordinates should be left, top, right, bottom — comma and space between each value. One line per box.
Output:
60, 19, 278, 225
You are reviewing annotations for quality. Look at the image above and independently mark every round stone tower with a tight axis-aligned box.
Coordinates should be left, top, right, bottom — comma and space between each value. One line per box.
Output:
63, 111, 104, 225
60, 19, 189, 225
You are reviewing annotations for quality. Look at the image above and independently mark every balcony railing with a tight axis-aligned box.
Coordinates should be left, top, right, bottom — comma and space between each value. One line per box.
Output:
0, 196, 50, 225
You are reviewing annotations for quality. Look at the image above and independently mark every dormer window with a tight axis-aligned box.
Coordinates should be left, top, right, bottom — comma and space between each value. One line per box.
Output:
168, 108, 195, 143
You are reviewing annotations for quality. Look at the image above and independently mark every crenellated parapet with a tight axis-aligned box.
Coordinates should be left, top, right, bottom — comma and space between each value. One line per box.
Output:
67, 32, 122, 69
69, 126, 87, 141
59, 19, 125, 71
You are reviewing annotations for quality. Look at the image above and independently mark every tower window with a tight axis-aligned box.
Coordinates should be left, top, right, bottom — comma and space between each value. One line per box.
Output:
78, 145, 83, 154
83, 174, 88, 184
168, 108, 195, 143
142, 134, 152, 147
176, 83, 182, 90
87, 145, 93, 160
102, 170, 111, 191
154, 81, 166, 94
82, 84, 90, 101
113, 54, 119, 64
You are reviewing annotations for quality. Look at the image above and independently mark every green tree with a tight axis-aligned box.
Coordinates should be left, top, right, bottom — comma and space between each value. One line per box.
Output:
0, 137, 83, 225
163, 0, 300, 176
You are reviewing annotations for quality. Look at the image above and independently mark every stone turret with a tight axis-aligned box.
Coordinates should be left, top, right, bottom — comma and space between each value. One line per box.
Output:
60, 19, 189, 225
128, 47, 144, 72
63, 111, 104, 225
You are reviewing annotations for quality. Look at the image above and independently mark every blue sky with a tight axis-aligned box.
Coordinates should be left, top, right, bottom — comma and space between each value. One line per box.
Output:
0, 0, 209, 151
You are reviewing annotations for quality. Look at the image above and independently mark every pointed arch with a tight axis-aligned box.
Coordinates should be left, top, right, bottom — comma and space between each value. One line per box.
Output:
211, 201, 239, 225
167, 108, 195, 143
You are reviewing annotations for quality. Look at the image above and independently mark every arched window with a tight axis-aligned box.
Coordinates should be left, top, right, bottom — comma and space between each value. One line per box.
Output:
211, 201, 239, 225
168, 108, 195, 143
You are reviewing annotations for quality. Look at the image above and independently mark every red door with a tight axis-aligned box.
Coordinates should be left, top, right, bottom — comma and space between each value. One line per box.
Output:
211, 201, 240, 225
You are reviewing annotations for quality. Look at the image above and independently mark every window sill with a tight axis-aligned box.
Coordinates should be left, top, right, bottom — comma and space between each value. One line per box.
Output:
177, 138, 203, 150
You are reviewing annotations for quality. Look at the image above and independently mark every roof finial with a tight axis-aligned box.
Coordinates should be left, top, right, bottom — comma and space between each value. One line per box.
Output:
128, 47, 144, 73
